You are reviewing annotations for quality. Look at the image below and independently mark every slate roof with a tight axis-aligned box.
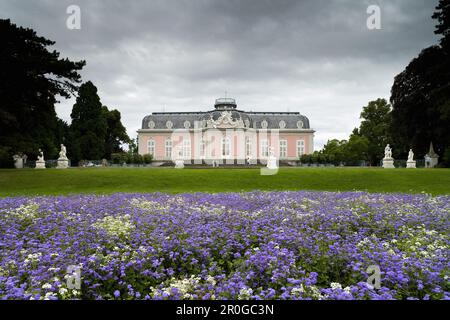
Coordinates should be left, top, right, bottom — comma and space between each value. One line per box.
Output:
140, 99, 312, 130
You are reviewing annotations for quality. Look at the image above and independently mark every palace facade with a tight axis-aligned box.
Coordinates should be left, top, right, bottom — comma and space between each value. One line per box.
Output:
137, 98, 314, 164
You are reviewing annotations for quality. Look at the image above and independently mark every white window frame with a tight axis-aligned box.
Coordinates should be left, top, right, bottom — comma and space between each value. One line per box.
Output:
297, 140, 305, 156
222, 136, 231, 157
280, 139, 287, 158
182, 138, 191, 159
165, 139, 172, 158
245, 136, 252, 157
147, 139, 155, 156
260, 139, 269, 158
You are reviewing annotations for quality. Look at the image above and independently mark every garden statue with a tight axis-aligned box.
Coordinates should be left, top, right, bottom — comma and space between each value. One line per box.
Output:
384, 144, 392, 159
174, 147, 184, 169
406, 148, 416, 169
382, 144, 395, 168
266, 146, 278, 170
12, 153, 27, 169
35, 149, 46, 169
57, 144, 69, 169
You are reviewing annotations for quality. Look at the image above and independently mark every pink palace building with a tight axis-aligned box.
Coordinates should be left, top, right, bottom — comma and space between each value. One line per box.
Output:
137, 98, 314, 165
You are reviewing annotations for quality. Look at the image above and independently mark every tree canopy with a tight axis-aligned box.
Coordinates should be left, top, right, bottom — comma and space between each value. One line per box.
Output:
0, 19, 85, 166
390, 0, 450, 165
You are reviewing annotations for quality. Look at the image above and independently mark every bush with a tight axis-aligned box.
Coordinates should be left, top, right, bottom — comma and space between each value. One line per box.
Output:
143, 154, 153, 164
0, 147, 14, 168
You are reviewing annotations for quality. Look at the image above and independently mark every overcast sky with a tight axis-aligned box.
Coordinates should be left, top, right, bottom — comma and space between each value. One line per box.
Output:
1, 0, 439, 149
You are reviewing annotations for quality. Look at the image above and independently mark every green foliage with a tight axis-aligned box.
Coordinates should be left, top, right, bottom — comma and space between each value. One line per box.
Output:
357, 99, 392, 165
103, 107, 131, 159
143, 154, 153, 164
0, 19, 85, 165
69, 82, 107, 163
390, 0, 450, 164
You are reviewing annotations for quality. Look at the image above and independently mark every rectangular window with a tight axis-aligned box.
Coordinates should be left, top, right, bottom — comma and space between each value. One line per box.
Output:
199, 139, 205, 157
260, 139, 269, 157
297, 140, 305, 156
245, 137, 252, 157
280, 140, 287, 158
165, 139, 172, 158
147, 139, 155, 156
222, 137, 231, 157
182, 139, 191, 159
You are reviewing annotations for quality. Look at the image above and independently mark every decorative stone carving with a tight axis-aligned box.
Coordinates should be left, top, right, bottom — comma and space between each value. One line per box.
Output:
382, 144, 394, 168
35, 149, 46, 169
57, 144, 69, 169
204, 111, 245, 129
406, 149, 416, 168
244, 119, 250, 128
279, 120, 286, 129
174, 146, 184, 168
184, 120, 191, 129
297, 120, 303, 129
166, 120, 173, 129
148, 120, 155, 129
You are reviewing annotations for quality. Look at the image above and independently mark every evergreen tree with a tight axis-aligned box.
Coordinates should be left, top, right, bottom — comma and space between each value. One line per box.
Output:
69, 82, 107, 162
102, 106, 130, 158
0, 19, 85, 166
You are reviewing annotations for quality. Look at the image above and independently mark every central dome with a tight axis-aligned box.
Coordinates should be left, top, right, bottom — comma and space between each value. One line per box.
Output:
214, 97, 237, 110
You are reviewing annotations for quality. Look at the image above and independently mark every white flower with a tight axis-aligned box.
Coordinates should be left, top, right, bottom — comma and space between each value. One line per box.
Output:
59, 288, 68, 295
330, 282, 342, 290
42, 283, 52, 289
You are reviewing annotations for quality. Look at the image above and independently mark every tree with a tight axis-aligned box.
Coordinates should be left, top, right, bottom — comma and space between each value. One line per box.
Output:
390, 0, 450, 165
432, 0, 450, 51
322, 139, 347, 165
343, 134, 369, 165
0, 19, 85, 166
102, 106, 130, 159
69, 82, 107, 162
357, 98, 392, 165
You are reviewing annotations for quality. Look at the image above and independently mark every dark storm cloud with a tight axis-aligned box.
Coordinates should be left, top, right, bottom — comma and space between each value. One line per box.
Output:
0, 0, 439, 148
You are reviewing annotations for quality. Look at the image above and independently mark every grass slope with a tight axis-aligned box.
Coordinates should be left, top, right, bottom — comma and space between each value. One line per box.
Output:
1, 167, 449, 196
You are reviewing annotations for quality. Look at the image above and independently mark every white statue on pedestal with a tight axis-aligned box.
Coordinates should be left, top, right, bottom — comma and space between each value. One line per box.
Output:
57, 144, 69, 169
406, 148, 416, 168
384, 144, 392, 159
382, 144, 395, 168
174, 147, 184, 169
35, 149, 46, 169
266, 146, 278, 170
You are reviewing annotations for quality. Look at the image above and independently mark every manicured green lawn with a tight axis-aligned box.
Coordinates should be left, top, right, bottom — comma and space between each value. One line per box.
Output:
0, 167, 449, 196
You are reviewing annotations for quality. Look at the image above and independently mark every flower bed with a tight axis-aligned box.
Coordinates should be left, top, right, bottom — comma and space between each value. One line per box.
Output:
0, 191, 449, 300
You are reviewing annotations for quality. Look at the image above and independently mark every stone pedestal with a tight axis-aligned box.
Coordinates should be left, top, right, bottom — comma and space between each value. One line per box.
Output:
35, 160, 46, 169
57, 159, 69, 169
266, 156, 278, 170
382, 157, 395, 169
174, 159, 184, 169
406, 160, 416, 168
